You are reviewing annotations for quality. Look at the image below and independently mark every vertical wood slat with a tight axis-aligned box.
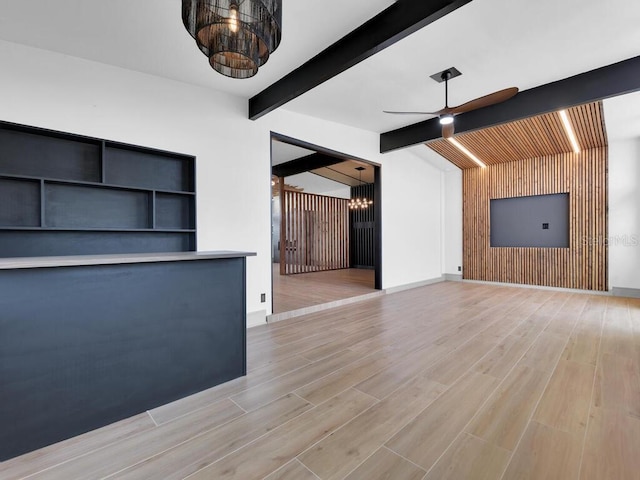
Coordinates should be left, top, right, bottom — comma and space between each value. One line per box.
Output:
462, 147, 608, 291
280, 190, 349, 275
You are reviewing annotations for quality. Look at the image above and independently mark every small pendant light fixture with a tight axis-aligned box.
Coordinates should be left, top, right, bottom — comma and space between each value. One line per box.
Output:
349, 166, 373, 210
182, 0, 282, 79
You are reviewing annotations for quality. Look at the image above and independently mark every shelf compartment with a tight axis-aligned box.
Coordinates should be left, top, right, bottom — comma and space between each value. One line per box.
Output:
0, 178, 41, 227
0, 231, 195, 258
45, 183, 151, 229
156, 193, 195, 230
0, 128, 100, 183
104, 146, 194, 193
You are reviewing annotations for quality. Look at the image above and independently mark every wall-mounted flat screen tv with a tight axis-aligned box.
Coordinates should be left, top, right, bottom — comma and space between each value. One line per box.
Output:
490, 193, 570, 248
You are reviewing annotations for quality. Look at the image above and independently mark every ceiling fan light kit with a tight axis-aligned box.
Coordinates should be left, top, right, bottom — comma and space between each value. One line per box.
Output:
439, 114, 454, 125
182, 0, 282, 79
384, 67, 519, 139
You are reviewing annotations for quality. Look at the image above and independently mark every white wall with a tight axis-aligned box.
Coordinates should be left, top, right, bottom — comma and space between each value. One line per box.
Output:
443, 168, 463, 276
608, 138, 640, 290
0, 40, 446, 325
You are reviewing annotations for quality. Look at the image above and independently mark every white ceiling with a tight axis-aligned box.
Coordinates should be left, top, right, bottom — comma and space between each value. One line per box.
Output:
284, 0, 640, 133
0, 0, 393, 99
0, 0, 638, 143
271, 141, 316, 166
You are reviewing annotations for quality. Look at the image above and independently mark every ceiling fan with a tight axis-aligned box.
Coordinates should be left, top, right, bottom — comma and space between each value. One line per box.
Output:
384, 69, 518, 138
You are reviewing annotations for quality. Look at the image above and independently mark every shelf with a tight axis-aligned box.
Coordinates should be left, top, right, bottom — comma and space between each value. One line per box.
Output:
0, 178, 41, 228
0, 173, 195, 195
0, 128, 100, 183
0, 227, 195, 233
0, 230, 196, 258
104, 146, 194, 193
0, 121, 197, 258
45, 183, 151, 230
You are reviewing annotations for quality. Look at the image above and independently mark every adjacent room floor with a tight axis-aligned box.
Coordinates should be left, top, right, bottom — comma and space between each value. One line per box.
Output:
272, 264, 376, 313
2, 282, 639, 479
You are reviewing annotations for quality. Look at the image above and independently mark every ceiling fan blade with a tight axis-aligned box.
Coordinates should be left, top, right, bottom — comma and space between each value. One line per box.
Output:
383, 110, 437, 115
442, 122, 455, 139
449, 87, 519, 115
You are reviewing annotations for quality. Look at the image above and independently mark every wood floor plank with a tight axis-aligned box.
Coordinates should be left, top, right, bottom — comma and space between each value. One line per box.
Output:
580, 407, 640, 480
424, 334, 498, 385
247, 329, 345, 367
343, 447, 425, 480
263, 459, 320, 480
109, 394, 313, 480
0, 413, 155, 480
474, 334, 535, 379
592, 353, 640, 418
231, 349, 361, 411
150, 353, 311, 424
561, 296, 605, 366
467, 365, 550, 451
186, 388, 377, 480
544, 294, 586, 336
519, 331, 567, 372
353, 344, 448, 400
294, 348, 404, 405
600, 298, 636, 359
273, 266, 375, 314
533, 360, 595, 435
502, 421, 583, 480
298, 374, 446, 480
423, 433, 511, 480
385, 372, 500, 471
299, 326, 387, 362
562, 320, 603, 366
29, 399, 244, 480
7, 284, 635, 480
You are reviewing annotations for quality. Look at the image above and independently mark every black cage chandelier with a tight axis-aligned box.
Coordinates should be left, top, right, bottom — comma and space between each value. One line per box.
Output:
182, 0, 282, 79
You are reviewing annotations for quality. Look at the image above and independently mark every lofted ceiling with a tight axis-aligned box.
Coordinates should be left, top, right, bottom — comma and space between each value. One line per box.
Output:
0, 0, 638, 165
428, 101, 607, 169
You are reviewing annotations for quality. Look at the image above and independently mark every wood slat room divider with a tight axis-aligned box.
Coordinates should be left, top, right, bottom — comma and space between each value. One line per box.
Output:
280, 190, 349, 275
463, 147, 608, 291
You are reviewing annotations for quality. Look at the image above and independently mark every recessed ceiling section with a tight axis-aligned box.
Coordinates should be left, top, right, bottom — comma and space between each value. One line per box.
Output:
427, 101, 607, 170
312, 160, 374, 186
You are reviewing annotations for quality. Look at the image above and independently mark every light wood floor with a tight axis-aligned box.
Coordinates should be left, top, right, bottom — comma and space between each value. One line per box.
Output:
272, 264, 376, 313
2, 282, 639, 480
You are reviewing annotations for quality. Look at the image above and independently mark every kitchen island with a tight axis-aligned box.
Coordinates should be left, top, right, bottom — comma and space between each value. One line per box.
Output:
0, 251, 255, 461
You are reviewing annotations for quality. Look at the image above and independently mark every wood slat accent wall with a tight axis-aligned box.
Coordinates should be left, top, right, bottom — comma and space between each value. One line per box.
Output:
281, 190, 349, 275
463, 147, 608, 291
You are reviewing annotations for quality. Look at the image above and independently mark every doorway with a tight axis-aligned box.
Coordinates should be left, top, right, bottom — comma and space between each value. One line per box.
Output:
270, 133, 382, 315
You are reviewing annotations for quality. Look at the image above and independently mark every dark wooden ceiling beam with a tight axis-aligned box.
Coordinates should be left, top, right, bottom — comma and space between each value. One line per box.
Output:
272, 153, 345, 178
249, 0, 473, 120
380, 54, 640, 153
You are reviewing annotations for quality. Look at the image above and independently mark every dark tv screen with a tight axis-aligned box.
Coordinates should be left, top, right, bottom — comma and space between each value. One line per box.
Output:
490, 193, 570, 248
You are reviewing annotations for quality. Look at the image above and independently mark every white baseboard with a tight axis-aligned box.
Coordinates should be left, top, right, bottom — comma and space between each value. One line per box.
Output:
462, 279, 610, 296
611, 287, 640, 299
267, 291, 385, 323
444, 274, 463, 282
383, 276, 445, 295
247, 310, 267, 327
